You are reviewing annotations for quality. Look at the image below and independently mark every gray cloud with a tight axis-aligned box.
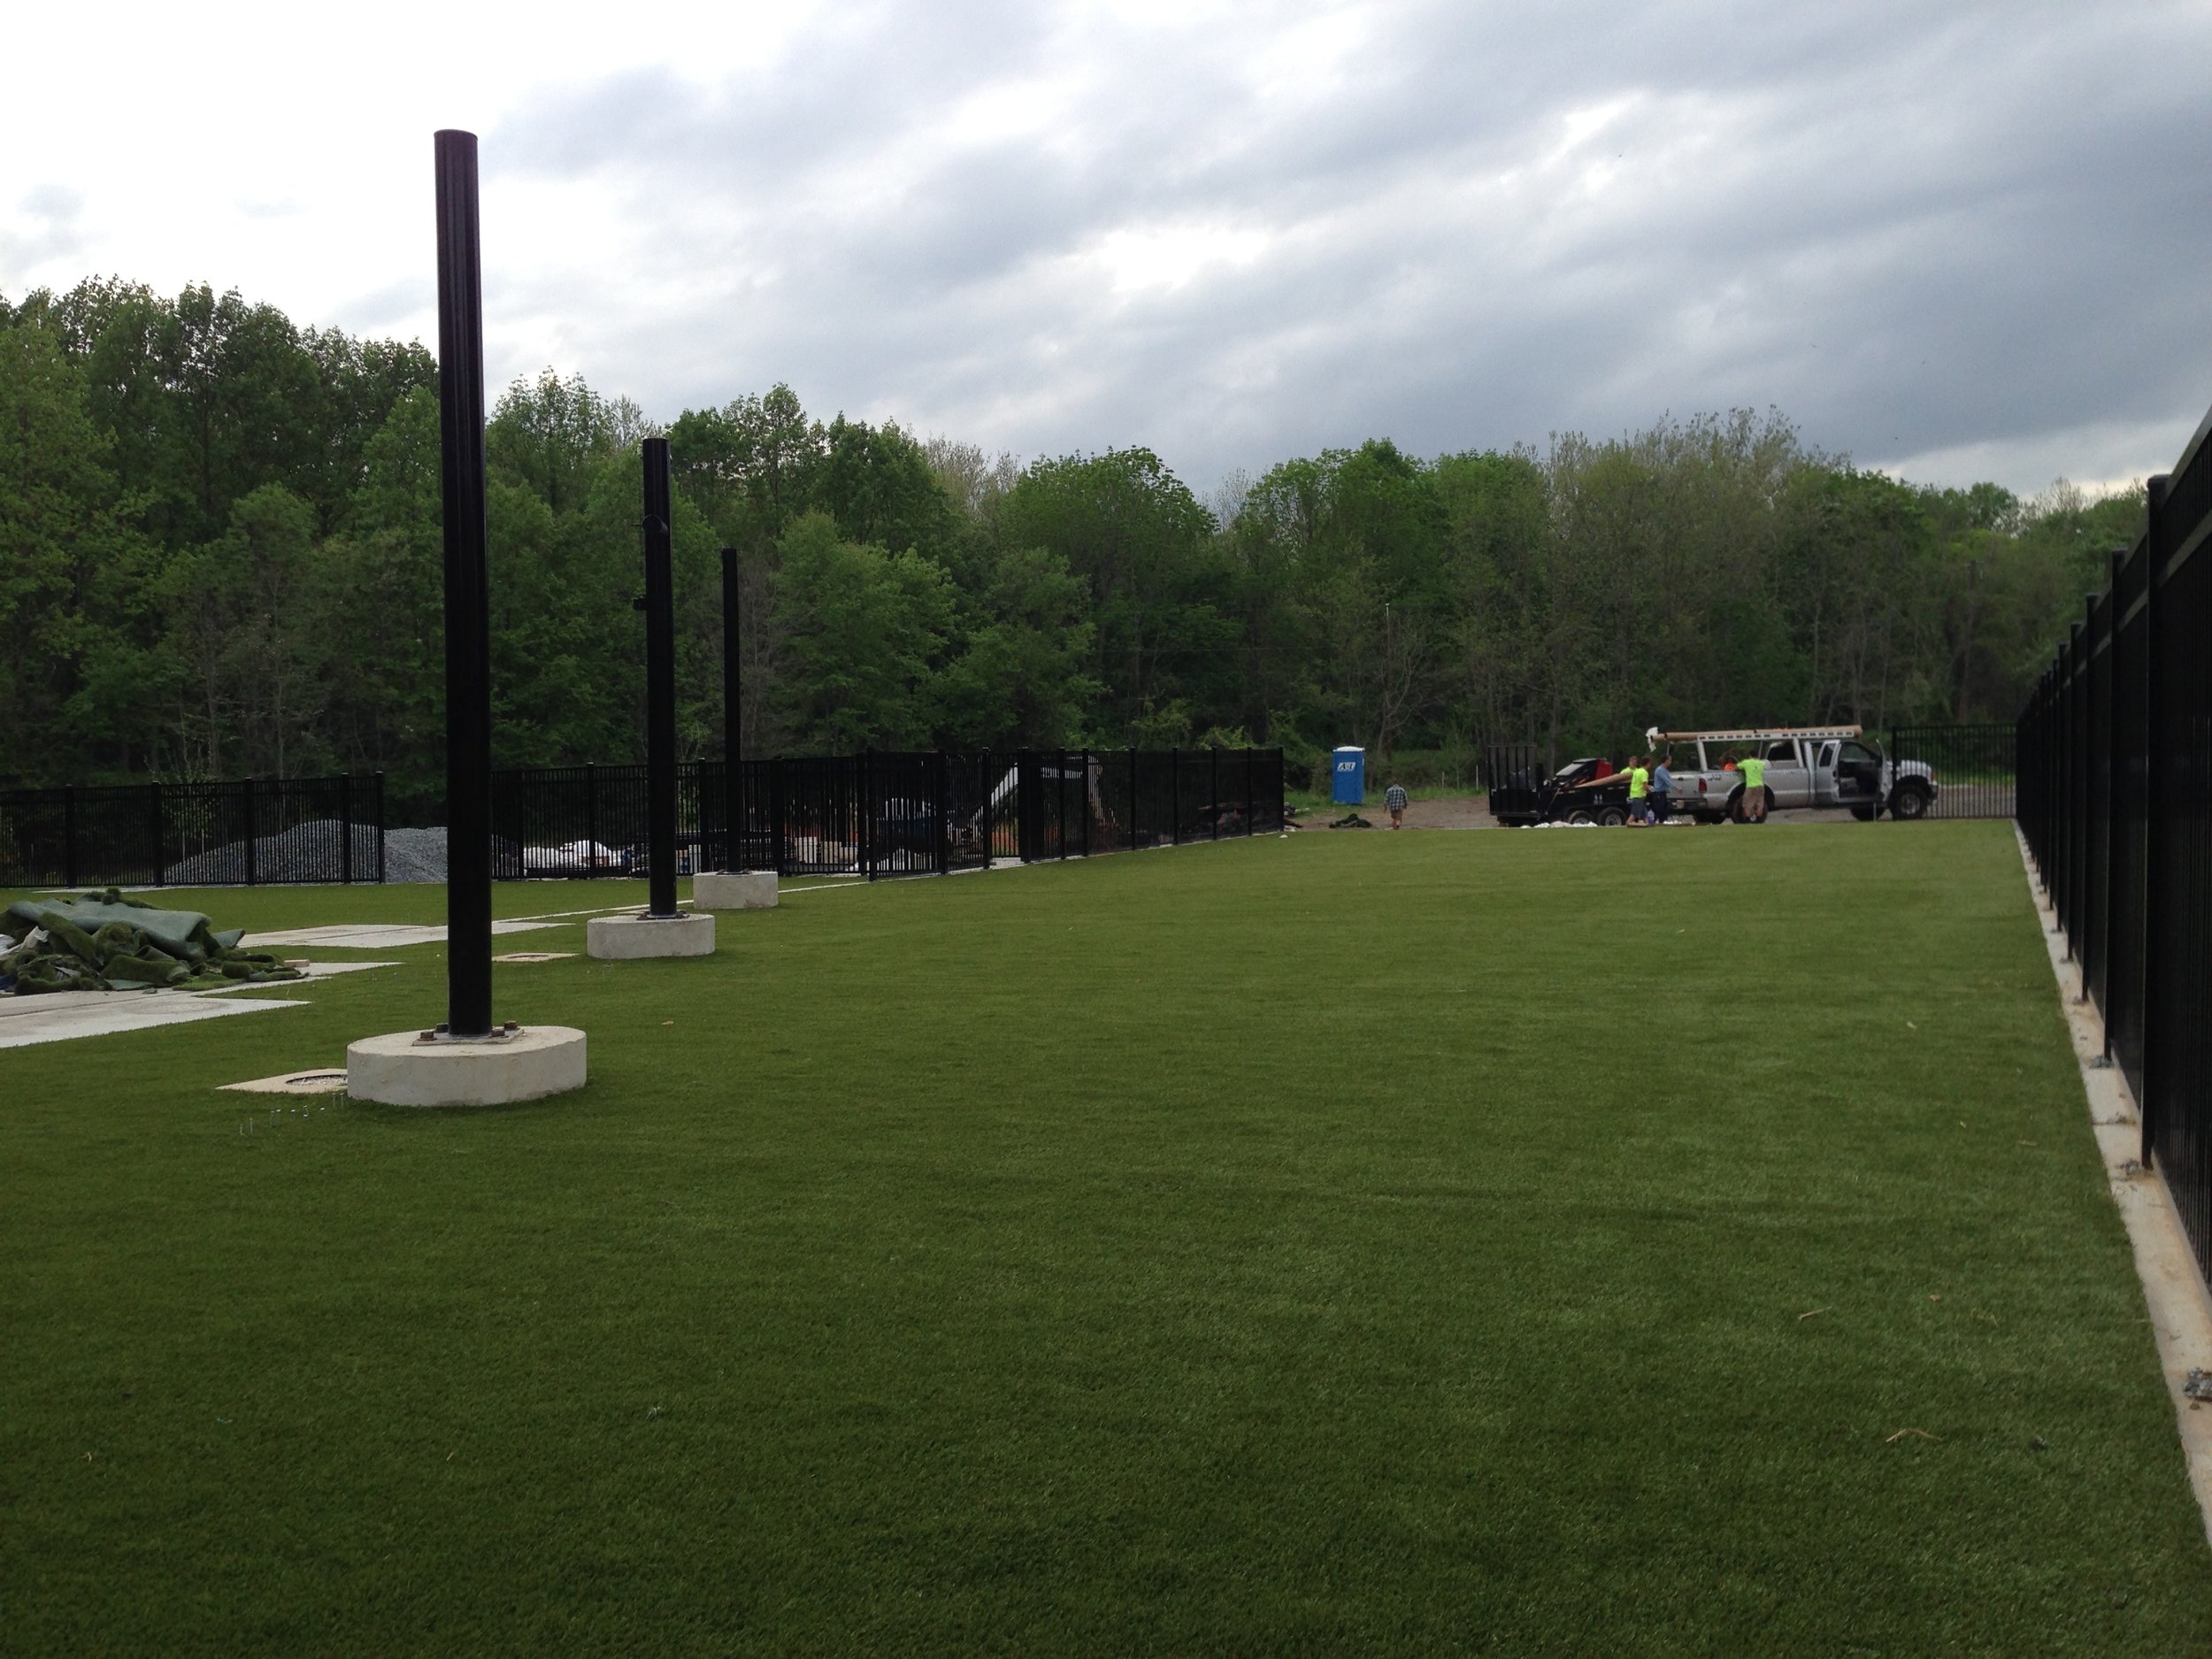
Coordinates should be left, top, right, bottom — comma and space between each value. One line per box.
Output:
459, 0, 2212, 497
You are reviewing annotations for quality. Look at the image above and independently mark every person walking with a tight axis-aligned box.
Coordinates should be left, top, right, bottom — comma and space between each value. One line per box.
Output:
1737, 749, 1769, 823
1647, 753, 1673, 825
1384, 780, 1409, 828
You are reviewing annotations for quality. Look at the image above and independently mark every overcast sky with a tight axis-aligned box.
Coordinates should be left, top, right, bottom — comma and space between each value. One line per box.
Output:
6, 0, 2208, 501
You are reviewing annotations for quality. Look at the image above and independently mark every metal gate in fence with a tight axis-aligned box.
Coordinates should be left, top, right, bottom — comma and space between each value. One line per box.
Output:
1886, 726, 2016, 819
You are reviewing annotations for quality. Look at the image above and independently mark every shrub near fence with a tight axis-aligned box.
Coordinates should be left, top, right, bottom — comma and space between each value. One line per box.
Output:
2018, 397, 2212, 1285
0, 775, 385, 890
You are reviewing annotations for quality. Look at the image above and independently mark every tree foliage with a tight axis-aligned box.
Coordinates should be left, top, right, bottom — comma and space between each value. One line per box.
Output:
0, 277, 2143, 796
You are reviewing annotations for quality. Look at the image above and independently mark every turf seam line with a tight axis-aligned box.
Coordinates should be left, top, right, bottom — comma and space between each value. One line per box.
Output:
2017, 824, 2212, 1552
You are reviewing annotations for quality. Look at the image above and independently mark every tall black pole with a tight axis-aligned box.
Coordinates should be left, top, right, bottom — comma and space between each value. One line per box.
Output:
435, 130, 494, 1039
643, 438, 680, 918
720, 545, 740, 871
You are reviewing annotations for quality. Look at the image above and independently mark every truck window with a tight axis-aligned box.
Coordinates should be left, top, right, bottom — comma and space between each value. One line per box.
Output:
1819, 741, 1837, 768
1766, 741, 1795, 762
1839, 741, 1876, 766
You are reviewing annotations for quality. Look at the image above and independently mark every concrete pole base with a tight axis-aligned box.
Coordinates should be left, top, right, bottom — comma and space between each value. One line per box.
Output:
587, 912, 718, 959
693, 871, 778, 910
347, 1025, 587, 1108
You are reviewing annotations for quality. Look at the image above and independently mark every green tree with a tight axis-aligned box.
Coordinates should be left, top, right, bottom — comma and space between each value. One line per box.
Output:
772, 511, 952, 749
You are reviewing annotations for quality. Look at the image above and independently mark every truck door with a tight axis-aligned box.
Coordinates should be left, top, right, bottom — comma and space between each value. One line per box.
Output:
1835, 740, 1882, 810
1764, 739, 1811, 808
1813, 741, 1841, 807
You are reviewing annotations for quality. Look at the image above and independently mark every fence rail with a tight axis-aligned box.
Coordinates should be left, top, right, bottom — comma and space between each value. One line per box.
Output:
2018, 396, 2212, 1285
493, 748, 1286, 880
0, 775, 385, 890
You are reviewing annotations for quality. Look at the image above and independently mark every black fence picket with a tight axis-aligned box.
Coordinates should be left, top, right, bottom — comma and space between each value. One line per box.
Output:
2019, 397, 2212, 1286
0, 775, 385, 890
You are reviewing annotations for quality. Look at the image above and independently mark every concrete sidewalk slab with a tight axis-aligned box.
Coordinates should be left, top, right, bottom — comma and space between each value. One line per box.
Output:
0, 994, 309, 1049
244, 921, 564, 949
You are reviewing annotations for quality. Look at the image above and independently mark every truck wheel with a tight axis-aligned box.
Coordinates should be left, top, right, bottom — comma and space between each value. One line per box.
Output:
1727, 789, 1747, 823
1890, 786, 1931, 821
1568, 810, 1594, 826
1850, 804, 1875, 821
1599, 807, 1627, 827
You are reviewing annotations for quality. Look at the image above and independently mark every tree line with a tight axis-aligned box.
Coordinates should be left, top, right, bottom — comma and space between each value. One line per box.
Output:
1, 279, 2142, 803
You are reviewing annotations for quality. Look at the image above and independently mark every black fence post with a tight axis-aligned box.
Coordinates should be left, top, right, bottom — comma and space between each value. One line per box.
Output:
1127, 747, 1138, 849
2140, 472, 2170, 1170
863, 749, 877, 881
340, 773, 354, 885
148, 781, 164, 887
1171, 749, 1180, 846
586, 763, 599, 880
242, 778, 257, 887
772, 757, 787, 878
375, 772, 387, 884
1245, 749, 1255, 836
1210, 746, 1219, 841
62, 784, 78, 889
936, 750, 951, 875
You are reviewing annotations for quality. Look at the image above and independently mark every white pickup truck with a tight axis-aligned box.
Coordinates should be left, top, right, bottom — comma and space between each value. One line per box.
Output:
1642, 726, 1938, 822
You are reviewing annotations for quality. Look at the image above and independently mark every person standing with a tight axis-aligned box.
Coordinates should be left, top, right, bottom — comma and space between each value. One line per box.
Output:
1623, 756, 1650, 826
1737, 749, 1769, 823
1384, 780, 1409, 828
1648, 754, 1673, 824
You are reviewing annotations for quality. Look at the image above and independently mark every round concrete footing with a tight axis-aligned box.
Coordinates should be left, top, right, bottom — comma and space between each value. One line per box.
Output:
347, 1025, 587, 1108
587, 912, 717, 959
693, 870, 778, 910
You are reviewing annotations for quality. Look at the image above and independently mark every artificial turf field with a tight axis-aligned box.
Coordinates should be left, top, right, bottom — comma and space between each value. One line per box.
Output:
5, 822, 2211, 1655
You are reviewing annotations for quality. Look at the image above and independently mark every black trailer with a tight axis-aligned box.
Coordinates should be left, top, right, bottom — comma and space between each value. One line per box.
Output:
1486, 755, 1642, 826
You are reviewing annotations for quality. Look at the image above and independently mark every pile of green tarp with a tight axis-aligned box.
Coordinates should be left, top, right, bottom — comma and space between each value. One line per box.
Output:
0, 889, 305, 995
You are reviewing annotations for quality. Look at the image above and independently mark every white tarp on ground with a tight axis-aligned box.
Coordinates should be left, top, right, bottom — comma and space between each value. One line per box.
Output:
243, 921, 565, 949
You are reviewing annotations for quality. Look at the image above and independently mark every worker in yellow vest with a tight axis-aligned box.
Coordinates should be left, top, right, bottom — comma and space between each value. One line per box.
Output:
1737, 750, 1770, 823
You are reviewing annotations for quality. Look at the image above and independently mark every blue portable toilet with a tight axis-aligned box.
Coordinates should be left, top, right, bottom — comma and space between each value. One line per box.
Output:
1332, 746, 1366, 805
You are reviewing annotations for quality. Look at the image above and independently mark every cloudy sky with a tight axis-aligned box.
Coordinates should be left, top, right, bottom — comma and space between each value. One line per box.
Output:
6, 0, 2208, 501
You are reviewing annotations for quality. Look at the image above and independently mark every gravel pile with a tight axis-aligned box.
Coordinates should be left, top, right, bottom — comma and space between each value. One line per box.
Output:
162, 820, 449, 885
382, 826, 447, 884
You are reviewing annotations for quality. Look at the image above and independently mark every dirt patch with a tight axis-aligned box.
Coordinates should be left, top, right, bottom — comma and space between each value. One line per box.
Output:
1293, 795, 1496, 830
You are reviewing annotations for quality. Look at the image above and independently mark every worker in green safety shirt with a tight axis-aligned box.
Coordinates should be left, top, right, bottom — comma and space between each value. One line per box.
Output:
1624, 757, 1650, 826
1737, 749, 1769, 823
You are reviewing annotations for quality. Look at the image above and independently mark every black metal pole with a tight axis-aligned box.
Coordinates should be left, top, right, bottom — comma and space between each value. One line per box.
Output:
435, 129, 495, 1037
642, 437, 680, 918
720, 545, 740, 870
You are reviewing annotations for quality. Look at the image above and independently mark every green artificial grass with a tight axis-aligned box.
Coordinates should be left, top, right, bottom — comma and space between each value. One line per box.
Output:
4, 825, 2208, 1655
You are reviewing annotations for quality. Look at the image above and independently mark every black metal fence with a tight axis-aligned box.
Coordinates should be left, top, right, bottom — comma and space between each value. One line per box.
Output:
1886, 726, 2016, 818
2018, 400, 2212, 1283
488, 749, 1285, 881
0, 775, 386, 890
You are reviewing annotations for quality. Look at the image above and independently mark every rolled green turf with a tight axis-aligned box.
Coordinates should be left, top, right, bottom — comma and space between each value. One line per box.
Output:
4, 823, 2208, 1654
